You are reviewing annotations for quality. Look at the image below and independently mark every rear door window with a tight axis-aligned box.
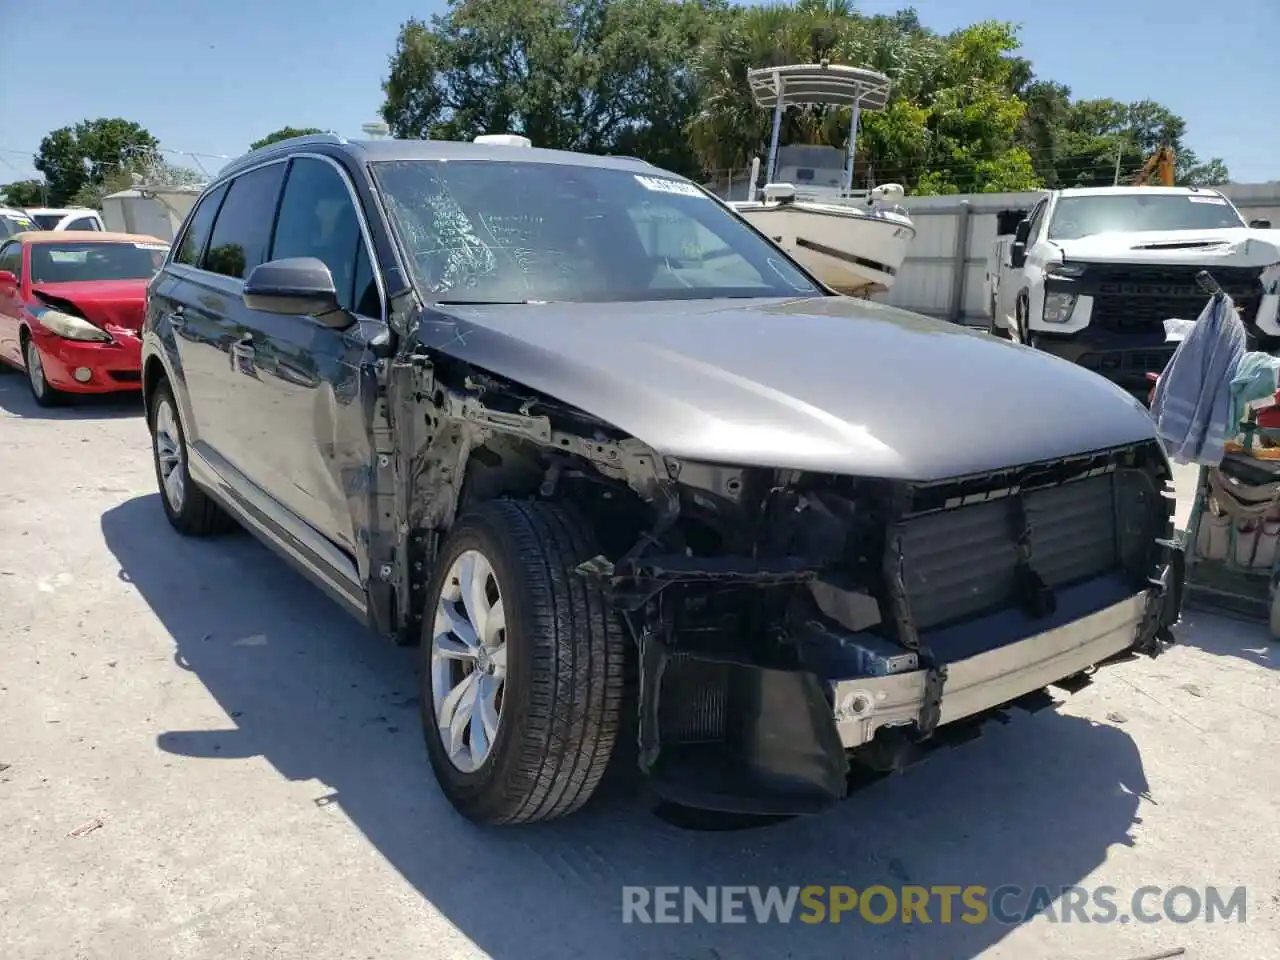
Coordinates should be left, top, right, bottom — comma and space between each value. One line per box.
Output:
173, 183, 228, 267
65, 217, 100, 231
203, 163, 286, 280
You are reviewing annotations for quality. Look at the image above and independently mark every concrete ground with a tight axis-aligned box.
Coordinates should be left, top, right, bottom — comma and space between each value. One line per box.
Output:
1, 371, 1276, 960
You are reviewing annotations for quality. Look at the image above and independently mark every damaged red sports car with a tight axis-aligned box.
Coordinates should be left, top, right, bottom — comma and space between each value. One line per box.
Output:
0, 230, 169, 406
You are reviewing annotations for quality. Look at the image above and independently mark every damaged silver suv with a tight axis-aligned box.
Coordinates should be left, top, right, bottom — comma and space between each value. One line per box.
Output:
141, 133, 1184, 825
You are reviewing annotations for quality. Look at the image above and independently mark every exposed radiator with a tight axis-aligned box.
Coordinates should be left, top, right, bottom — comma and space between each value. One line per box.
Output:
896, 473, 1119, 631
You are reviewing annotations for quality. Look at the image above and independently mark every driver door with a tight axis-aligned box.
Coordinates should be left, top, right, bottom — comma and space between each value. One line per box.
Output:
240, 155, 387, 553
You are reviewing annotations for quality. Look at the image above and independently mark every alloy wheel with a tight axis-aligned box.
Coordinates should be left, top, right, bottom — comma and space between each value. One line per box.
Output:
26, 341, 47, 400
430, 548, 508, 773
153, 398, 186, 513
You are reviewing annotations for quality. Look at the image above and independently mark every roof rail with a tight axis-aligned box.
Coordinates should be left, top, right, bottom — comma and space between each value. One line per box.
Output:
216, 132, 348, 181
263, 132, 346, 150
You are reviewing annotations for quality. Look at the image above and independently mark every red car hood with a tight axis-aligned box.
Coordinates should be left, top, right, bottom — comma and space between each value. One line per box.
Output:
31, 279, 148, 335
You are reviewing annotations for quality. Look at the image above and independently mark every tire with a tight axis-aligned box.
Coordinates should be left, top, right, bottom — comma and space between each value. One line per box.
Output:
148, 379, 233, 536
24, 337, 64, 408
987, 296, 1010, 340
420, 499, 627, 825
1015, 294, 1031, 347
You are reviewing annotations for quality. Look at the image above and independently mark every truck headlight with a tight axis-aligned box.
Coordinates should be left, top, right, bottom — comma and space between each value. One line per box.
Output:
38, 310, 112, 342
1042, 292, 1077, 324
1045, 261, 1087, 278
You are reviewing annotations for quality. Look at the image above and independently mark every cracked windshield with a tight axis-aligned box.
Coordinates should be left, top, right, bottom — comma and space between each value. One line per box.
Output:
372, 159, 817, 302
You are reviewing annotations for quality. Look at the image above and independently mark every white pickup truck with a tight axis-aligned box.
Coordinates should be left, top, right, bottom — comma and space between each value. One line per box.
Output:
987, 186, 1280, 397
22, 206, 108, 232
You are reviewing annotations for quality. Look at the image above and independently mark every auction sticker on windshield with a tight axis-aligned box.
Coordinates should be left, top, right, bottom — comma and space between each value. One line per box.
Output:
1188, 196, 1228, 204
134, 243, 170, 251
635, 175, 705, 198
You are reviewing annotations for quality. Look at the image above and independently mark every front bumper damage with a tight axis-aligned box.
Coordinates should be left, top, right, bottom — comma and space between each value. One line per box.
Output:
580, 449, 1185, 817
831, 582, 1177, 753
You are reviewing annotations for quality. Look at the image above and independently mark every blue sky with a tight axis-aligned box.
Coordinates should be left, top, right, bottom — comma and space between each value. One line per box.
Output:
1, 0, 1276, 186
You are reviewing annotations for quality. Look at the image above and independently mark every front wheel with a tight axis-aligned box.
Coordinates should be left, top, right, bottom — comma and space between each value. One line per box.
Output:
25, 338, 64, 407
420, 499, 627, 825
1015, 295, 1038, 348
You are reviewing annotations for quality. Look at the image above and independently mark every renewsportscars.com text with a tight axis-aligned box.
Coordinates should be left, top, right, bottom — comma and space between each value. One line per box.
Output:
621, 885, 1247, 926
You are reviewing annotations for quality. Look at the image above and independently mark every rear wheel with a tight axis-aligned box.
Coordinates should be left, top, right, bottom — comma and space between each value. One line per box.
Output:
148, 379, 233, 536
420, 499, 627, 825
24, 337, 64, 408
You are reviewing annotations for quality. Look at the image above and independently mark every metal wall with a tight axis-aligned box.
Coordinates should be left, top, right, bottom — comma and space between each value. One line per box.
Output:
875, 183, 1280, 324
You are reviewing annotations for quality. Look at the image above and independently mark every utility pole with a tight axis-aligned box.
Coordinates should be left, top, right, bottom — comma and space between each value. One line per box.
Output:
1112, 140, 1123, 186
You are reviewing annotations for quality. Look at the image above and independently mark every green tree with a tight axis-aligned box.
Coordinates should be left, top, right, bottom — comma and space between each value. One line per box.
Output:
687, 9, 1039, 194
378, 0, 1227, 196
381, 0, 720, 177
33, 118, 159, 206
1, 179, 46, 207
249, 126, 326, 150
1177, 152, 1230, 187
1013, 79, 1072, 187
1024, 94, 1231, 188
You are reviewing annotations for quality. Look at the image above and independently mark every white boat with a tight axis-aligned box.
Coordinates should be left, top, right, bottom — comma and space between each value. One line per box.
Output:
729, 62, 916, 296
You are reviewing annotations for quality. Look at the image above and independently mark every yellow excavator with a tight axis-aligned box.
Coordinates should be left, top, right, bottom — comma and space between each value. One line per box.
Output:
1132, 144, 1176, 186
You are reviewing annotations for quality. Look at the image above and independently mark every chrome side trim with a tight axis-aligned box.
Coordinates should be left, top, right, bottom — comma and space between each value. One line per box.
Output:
187, 445, 367, 620
831, 593, 1148, 749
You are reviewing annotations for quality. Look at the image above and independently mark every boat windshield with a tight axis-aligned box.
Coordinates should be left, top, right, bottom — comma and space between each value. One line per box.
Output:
1047, 193, 1245, 240
370, 159, 821, 303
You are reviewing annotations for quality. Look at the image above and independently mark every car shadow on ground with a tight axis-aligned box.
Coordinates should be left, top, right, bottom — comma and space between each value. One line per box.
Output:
0, 367, 143, 420
102, 494, 1152, 960
1173, 608, 1277, 671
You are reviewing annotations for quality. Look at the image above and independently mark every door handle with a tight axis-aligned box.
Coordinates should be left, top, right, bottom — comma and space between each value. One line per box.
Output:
168, 306, 186, 329
231, 335, 257, 377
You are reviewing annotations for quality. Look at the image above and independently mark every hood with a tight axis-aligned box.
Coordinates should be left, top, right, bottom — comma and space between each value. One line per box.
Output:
1053, 228, 1280, 267
414, 296, 1158, 482
31, 279, 148, 335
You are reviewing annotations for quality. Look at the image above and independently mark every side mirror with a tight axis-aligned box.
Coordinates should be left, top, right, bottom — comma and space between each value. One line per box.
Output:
0, 269, 16, 293
242, 257, 347, 326
1013, 219, 1032, 243
1249, 218, 1272, 229
1010, 241, 1027, 269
